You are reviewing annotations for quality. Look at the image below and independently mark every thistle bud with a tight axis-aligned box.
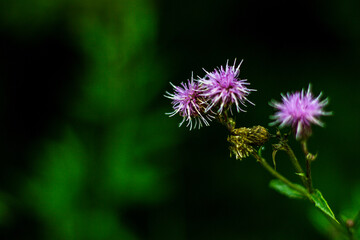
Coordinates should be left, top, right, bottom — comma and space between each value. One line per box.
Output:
247, 126, 271, 146
228, 125, 270, 160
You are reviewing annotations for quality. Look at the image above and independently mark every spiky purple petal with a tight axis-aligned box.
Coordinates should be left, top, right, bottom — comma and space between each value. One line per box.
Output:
199, 59, 256, 114
165, 75, 214, 130
270, 84, 332, 140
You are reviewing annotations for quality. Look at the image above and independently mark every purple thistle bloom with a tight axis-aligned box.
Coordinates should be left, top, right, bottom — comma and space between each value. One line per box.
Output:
165, 74, 214, 130
269, 84, 332, 140
199, 59, 256, 114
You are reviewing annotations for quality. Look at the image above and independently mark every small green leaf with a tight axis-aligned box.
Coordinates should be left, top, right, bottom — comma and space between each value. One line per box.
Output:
311, 189, 339, 224
272, 150, 278, 170
269, 179, 306, 199
258, 146, 265, 158
295, 172, 306, 177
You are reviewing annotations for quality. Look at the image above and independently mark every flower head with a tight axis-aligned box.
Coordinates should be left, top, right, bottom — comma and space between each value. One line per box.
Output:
269, 84, 332, 140
165, 74, 214, 130
199, 59, 256, 114
228, 126, 270, 160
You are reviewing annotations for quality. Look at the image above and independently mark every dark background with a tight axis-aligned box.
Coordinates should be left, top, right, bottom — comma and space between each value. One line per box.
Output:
0, 0, 359, 239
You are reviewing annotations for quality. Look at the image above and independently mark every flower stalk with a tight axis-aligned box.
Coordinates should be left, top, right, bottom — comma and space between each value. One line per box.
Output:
301, 140, 314, 193
273, 136, 308, 188
252, 152, 312, 200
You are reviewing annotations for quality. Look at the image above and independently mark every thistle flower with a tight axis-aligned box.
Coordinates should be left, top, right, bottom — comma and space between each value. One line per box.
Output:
269, 84, 332, 140
199, 59, 256, 114
165, 74, 214, 130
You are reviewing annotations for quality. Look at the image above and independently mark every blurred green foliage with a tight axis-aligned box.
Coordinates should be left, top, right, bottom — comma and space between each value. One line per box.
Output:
0, 0, 360, 239
1, 0, 177, 239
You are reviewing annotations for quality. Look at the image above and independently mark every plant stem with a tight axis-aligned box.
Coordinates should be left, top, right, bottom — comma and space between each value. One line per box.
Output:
252, 152, 312, 200
218, 110, 235, 132
305, 159, 313, 193
283, 143, 308, 188
301, 140, 314, 193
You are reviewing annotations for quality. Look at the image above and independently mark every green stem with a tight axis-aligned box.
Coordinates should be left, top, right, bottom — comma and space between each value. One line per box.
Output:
301, 140, 314, 193
305, 158, 313, 193
283, 143, 308, 188
218, 110, 235, 132
252, 152, 312, 200
253, 153, 348, 236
